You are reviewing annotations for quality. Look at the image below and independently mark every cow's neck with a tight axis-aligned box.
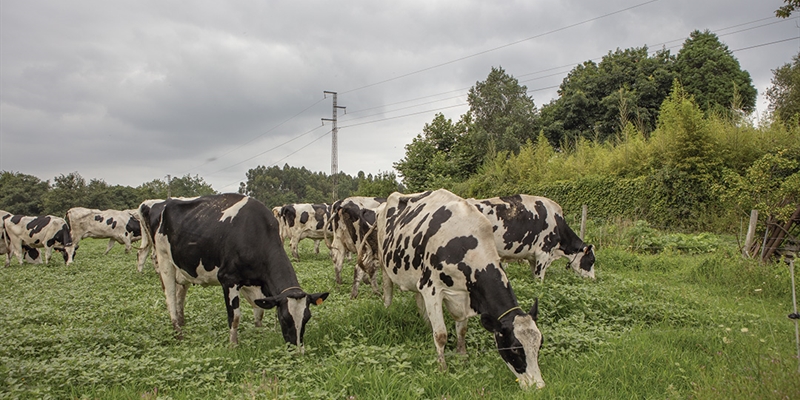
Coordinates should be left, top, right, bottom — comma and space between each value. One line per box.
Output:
465, 264, 521, 319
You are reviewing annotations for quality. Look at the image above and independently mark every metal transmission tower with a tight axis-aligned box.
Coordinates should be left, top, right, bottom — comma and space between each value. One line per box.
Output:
322, 91, 346, 202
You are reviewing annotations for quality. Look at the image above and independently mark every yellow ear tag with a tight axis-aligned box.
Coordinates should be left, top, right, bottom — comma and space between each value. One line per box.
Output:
316, 298, 324, 305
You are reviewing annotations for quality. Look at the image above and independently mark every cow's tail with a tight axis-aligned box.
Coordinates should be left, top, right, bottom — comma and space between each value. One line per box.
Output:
356, 220, 377, 266
136, 206, 154, 273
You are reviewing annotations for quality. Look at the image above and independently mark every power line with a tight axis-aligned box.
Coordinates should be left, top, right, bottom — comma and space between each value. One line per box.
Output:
204, 123, 326, 177
216, 129, 333, 191
209, 12, 788, 189
340, 0, 661, 95
178, 97, 326, 176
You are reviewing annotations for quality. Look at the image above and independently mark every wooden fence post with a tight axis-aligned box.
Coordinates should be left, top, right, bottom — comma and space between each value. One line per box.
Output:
580, 204, 588, 240
743, 209, 758, 258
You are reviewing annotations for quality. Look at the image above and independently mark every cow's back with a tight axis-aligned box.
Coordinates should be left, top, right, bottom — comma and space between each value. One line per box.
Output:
379, 190, 502, 298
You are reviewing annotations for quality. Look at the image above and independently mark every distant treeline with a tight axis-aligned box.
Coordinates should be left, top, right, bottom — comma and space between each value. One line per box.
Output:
0, 167, 402, 217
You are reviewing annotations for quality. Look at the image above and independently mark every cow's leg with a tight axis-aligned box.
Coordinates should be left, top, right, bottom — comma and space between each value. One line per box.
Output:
454, 319, 468, 355
155, 254, 182, 338
290, 237, 300, 260
136, 245, 150, 273
529, 254, 553, 281
175, 282, 188, 327
222, 285, 242, 345
423, 296, 448, 371
239, 286, 265, 327
332, 247, 345, 285
350, 265, 363, 299
368, 260, 381, 296
43, 246, 52, 264
104, 239, 115, 255
414, 292, 431, 326
313, 239, 321, 254
123, 237, 132, 254
382, 266, 394, 308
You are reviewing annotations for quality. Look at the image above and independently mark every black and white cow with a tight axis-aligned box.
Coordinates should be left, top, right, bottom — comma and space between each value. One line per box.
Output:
378, 189, 545, 389
138, 194, 328, 347
280, 203, 330, 260
468, 195, 595, 280
328, 196, 386, 298
2, 214, 74, 265
67, 207, 142, 256
1, 210, 44, 266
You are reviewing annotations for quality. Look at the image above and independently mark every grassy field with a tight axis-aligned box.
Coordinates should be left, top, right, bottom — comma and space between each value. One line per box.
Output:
1, 238, 799, 399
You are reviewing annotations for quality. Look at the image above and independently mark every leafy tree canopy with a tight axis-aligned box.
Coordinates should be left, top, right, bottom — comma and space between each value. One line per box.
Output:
0, 171, 49, 215
776, 0, 800, 18
674, 30, 757, 115
766, 52, 800, 126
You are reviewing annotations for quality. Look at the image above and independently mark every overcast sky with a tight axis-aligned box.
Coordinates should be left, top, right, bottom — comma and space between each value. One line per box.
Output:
1, 0, 797, 193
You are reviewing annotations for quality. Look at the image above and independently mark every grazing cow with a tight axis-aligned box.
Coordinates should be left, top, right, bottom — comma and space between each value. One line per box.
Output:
67, 207, 142, 256
280, 203, 330, 260
3, 214, 74, 265
328, 196, 386, 298
378, 189, 545, 389
138, 194, 328, 347
1, 210, 43, 266
467, 195, 595, 280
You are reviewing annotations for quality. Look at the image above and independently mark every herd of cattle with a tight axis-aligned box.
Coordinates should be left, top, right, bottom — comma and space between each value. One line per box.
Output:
0, 189, 596, 390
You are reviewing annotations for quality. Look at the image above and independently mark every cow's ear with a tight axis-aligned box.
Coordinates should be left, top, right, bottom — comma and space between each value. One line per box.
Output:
254, 297, 280, 310
308, 292, 329, 306
480, 313, 499, 332
584, 245, 593, 255
528, 298, 539, 321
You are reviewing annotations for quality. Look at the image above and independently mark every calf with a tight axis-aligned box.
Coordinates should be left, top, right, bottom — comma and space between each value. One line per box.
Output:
67, 207, 142, 256
378, 189, 545, 389
329, 197, 386, 298
138, 194, 328, 347
468, 195, 595, 280
3, 214, 74, 265
280, 203, 330, 260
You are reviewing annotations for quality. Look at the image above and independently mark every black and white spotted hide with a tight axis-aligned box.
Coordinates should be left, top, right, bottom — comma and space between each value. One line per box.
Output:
469, 195, 595, 280
377, 189, 545, 389
138, 194, 328, 348
280, 203, 330, 260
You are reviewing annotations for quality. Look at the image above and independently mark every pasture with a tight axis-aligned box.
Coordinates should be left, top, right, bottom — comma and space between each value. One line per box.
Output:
1, 238, 799, 399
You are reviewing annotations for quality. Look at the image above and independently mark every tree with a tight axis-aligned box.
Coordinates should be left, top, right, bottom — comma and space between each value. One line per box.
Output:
394, 113, 470, 191
43, 172, 88, 216
0, 171, 49, 215
396, 67, 537, 190
674, 30, 757, 115
537, 47, 676, 146
168, 174, 216, 198
354, 171, 403, 198
467, 66, 538, 155
766, 53, 800, 125
777, 0, 800, 17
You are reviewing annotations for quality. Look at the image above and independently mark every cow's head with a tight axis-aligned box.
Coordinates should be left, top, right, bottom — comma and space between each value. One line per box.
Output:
51, 223, 76, 265
254, 289, 329, 353
481, 299, 545, 390
567, 245, 595, 279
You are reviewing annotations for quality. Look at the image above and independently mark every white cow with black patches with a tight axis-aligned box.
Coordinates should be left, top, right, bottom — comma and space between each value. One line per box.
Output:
378, 189, 545, 390
2, 214, 75, 265
66, 207, 142, 259
327, 196, 386, 298
280, 203, 330, 260
468, 195, 595, 280
1, 210, 43, 266
138, 194, 328, 348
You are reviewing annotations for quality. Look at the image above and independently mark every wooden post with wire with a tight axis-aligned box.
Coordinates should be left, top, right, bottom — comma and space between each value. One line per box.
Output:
743, 209, 758, 258
789, 257, 800, 373
580, 204, 588, 240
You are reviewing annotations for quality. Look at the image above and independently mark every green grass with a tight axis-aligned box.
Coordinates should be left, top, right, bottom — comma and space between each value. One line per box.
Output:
1, 238, 799, 399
